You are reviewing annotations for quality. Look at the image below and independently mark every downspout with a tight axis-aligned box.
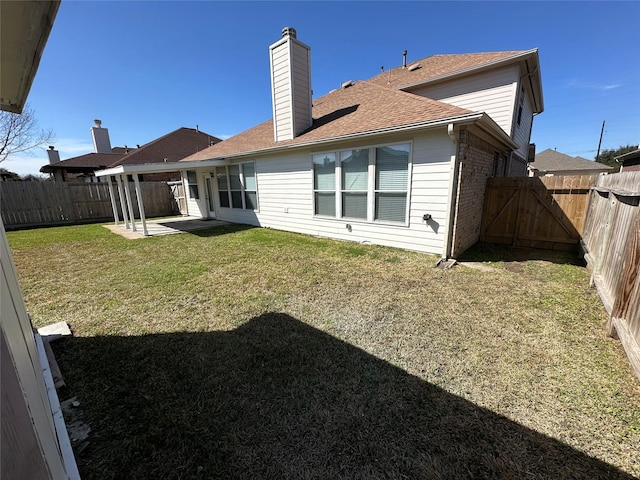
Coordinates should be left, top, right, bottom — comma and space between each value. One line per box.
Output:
443, 123, 462, 260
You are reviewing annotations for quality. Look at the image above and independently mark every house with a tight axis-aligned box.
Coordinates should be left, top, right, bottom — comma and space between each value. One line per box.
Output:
616, 146, 640, 172
41, 120, 220, 182
529, 148, 612, 176
96, 27, 543, 259
40, 120, 135, 182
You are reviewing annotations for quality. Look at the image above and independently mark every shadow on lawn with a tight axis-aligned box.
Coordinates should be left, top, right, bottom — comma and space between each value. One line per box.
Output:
54, 313, 632, 480
460, 241, 585, 267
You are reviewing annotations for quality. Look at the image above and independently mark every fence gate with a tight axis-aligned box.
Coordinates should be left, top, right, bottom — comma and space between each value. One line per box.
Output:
480, 175, 596, 251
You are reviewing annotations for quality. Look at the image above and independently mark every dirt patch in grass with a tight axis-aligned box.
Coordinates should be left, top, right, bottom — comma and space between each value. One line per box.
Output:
8, 226, 640, 479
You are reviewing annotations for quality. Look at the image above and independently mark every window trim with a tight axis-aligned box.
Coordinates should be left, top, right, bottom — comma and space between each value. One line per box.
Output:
311, 141, 412, 226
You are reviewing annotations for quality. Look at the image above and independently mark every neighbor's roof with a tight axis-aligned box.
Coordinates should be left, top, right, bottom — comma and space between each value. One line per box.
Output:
532, 149, 613, 173
367, 50, 543, 113
110, 127, 220, 168
182, 81, 479, 162
40, 151, 125, 173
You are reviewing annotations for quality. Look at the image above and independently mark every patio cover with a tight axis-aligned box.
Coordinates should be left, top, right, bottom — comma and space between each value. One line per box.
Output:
94, 159, 228, 236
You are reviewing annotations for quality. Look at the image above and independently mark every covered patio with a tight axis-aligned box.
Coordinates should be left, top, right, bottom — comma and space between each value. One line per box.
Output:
94, 159, 227, 236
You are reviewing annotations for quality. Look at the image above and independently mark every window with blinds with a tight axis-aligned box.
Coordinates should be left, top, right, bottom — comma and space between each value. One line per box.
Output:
216, 162, 258, 210
313, 153, 336, 217
312, 143, 410, 224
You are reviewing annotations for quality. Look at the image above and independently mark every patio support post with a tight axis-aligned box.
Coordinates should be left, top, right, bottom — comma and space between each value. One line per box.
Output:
122, 175, 137, 232
106, 175, 120, 226
133, 174, 148, 236
115, 174, 130, 229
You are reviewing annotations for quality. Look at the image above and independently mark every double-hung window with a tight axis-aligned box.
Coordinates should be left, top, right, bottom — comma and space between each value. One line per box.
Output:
313, 143, 410, 224
216, 162, 258, 210
313, 153, 336, 217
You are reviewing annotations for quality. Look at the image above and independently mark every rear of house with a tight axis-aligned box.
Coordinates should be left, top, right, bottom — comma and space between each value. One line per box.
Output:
97, 28, 542, 259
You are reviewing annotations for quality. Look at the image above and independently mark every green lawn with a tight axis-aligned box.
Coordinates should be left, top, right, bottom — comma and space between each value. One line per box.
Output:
8, 224, 640, 479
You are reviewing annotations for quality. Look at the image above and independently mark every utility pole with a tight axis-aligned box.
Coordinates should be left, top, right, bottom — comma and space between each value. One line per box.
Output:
596, 120, 605, 162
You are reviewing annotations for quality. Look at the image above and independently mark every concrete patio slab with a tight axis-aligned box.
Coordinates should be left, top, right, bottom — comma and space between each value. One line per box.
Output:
104, 216, 231, 239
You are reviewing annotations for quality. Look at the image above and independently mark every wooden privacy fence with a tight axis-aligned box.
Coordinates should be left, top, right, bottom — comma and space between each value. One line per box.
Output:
481, 175, 596, 250
581, 171, 640, 379
0, 181, 179, 229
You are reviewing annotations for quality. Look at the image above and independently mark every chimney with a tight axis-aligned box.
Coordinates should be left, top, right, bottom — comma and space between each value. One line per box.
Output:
47, 145, 60, 164
90, 119, 112, 153
269, 27, 312, 142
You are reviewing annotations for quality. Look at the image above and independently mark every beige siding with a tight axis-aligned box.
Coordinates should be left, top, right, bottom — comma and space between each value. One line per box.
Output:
410, 65, 519, 135
269, 35, 312, 142
1, 220, 68, 479
203, 130, 454, 255
512, 85, 534, 159
270, 40, 293, 141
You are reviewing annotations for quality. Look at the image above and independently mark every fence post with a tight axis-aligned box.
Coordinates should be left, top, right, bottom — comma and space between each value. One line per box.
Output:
590, 192, 617, 287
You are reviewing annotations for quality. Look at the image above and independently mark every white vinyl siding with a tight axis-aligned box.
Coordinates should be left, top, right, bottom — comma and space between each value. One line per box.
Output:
410, 65, 520, 136
200, 130, 454, 255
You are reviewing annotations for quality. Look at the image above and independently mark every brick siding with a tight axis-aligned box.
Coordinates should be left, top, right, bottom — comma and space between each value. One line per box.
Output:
451, 129, 507, 257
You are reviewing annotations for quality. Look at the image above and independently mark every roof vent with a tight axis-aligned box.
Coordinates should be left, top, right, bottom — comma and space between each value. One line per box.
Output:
282, 26, 297, 38
341, 80, 354, 89
407, 63, 422, 72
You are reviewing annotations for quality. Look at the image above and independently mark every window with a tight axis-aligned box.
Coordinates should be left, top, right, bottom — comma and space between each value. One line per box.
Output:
216, 162, 258, 210
517, 88, 525, 126
187, 170, 199, 199
341, 149, 368, 220
313, 153, 336, 217
313, 143, 410, 224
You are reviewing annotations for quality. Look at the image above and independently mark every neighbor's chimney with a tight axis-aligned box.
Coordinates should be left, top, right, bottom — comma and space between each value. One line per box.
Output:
90, 119, 112, 153
47, 145, 60, 164
269, 26, 312, 142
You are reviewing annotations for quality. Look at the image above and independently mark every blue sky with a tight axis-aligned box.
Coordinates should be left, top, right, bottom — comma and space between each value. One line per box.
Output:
7, 0, 640, 176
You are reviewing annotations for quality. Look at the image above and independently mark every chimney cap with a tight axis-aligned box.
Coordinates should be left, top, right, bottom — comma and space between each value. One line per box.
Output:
93, 119, 102, 128
49, 145, 55, 150
282, 26, 297, 38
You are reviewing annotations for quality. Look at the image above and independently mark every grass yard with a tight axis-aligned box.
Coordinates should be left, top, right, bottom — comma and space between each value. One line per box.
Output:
8, 223, 640, 479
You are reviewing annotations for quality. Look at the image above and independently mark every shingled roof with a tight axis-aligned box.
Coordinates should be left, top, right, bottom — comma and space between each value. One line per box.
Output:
110, 127, 219, 168
532, 149, 612, 174
367, 51, 523, 88
40, 151, 126, 173
182, 81, 476, 162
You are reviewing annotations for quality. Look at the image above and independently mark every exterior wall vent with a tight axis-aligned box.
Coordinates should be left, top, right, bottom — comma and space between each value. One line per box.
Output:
269, 27, 312, 142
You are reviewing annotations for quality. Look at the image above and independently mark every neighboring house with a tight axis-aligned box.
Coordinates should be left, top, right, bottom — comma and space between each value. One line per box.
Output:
40, 120, 134, 182
41, 120, 220, 182
108, 126, 220, 182
96, 27, 544, 259
616, 147, 640, 172
529, 148, 612, 176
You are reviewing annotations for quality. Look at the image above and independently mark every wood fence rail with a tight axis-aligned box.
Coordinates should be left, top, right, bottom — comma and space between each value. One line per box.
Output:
0, 182, 178, 229
581, 171, 640, 379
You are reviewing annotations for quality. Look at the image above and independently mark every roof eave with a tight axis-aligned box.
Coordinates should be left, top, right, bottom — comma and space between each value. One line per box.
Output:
94, 159, 230, 177
179, 113, 486, 162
